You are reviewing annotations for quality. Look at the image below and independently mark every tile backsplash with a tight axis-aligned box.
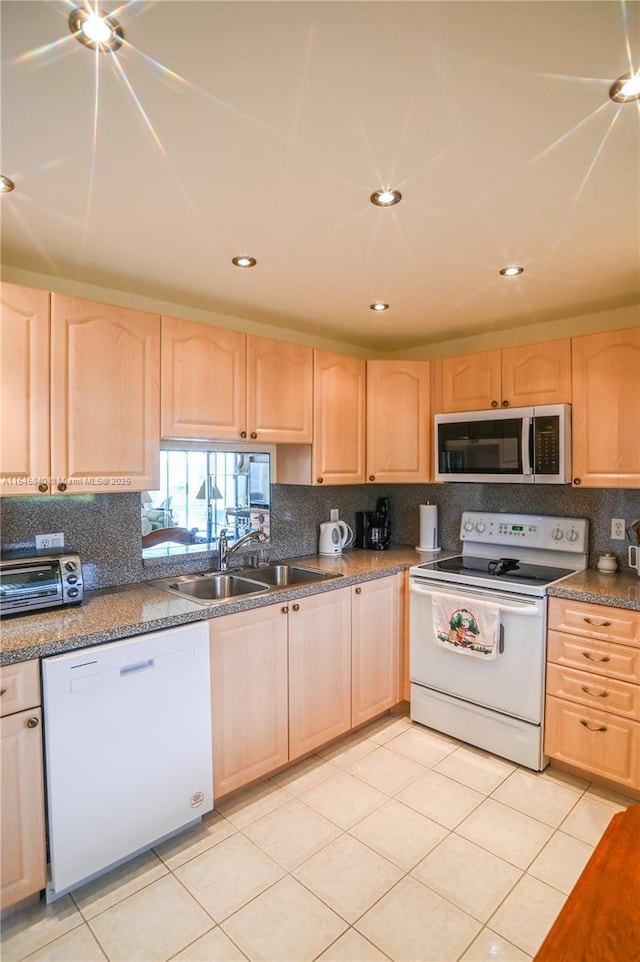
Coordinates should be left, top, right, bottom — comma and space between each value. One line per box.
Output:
1, 484, 639, 590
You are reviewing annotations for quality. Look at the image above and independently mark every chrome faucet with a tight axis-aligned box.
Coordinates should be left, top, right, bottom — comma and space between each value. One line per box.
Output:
217, 528, 267, 571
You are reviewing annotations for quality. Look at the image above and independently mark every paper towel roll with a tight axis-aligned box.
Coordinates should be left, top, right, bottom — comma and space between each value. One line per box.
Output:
418, 503, 440, 551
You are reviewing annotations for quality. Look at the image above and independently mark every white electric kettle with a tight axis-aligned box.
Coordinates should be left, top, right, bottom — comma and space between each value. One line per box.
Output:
319, 521, 354, 556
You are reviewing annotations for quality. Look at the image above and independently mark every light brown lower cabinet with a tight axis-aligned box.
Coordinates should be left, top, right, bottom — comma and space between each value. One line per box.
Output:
1, 661, 47, 909
351, 575, 402, 727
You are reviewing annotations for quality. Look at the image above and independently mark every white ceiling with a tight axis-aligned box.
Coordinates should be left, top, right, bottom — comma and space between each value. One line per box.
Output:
1, 1, 639, 350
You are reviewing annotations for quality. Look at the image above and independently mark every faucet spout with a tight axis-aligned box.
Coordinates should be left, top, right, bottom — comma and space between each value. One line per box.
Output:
218, 529, 267, 571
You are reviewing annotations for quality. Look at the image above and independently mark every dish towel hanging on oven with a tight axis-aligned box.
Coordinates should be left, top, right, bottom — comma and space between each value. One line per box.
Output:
431, 591, 501, 660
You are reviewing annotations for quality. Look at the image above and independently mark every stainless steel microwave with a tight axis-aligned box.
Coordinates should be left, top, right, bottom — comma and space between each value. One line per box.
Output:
434, 404, 571, 484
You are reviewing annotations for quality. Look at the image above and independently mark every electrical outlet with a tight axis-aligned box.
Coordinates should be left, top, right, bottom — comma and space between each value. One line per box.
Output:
36, 532, 64, 550
330, 509, 339, 521
611, 518, 626, 540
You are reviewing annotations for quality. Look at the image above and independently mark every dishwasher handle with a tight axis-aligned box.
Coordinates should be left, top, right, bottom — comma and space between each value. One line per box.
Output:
120, 658, 155, 677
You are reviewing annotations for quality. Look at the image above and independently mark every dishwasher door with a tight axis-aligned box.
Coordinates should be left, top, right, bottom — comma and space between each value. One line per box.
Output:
42, 621, 212, 899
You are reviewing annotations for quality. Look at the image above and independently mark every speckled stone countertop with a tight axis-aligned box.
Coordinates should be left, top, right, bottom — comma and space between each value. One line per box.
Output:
547, 568, 640, 612
0, 547, 424, 665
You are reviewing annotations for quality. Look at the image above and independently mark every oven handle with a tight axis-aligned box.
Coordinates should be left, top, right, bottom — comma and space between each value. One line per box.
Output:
409, 581, 541, 615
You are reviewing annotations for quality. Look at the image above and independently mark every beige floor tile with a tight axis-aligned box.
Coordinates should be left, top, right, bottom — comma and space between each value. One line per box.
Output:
243, 797, 341, 870
154, 811, 236, 870
489, 874, 566, 957
269, 754, 339, 795
346, 745, 426, 795
491, 769, 582, 827
293, 834, 403, 923
171, 927, 248, 960
19, 925, 106, 962
559, 794, 625, 846
317, 731, 380, 769
71, 849, 168, 920
528, 830, 594, 894
396, 769, 484, 829
350, 798, 449, 871
434, 745, 516, 794
214, 781, 291, 830
316, 928, 389, 961
584, 783, 639, 809
384, 725, 460, 768
460, 927, 532, 961
0, 895, 82, 962
412, 834, 521, 923
538, 766, 589, 793
457, 799, 554, 869
87, 875, 212, 962
222, 875, 347, 961
356, 875, 481, 961
174, 833, 284, 923
358, 714, 413, 745
300, 770, 387, 829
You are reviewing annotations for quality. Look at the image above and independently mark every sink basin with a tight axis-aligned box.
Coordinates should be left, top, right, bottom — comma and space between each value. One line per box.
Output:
153, 573, 270, 603
240, 564, 341, 587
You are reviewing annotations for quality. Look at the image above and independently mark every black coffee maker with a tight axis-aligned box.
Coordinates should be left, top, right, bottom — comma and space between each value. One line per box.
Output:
355, 497, 391, 550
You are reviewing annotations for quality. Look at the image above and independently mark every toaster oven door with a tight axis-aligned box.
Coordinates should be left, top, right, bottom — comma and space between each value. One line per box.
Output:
0, 562, 63, 613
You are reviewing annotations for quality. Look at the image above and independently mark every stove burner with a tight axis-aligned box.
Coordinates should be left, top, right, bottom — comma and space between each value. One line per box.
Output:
487, 558, 520, 577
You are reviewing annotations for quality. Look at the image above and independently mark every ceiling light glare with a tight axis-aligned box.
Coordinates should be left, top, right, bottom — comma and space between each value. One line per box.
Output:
370, 188, 402, 207
232, 255, 256, 268
68, 8, 124, 52
0, 175, 15, 193
499, 265, 524, 277
609, 69, 640, 103
370, 302, 389, 312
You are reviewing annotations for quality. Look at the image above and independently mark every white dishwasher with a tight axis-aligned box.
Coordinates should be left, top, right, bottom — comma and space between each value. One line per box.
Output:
42, 621, 212, 900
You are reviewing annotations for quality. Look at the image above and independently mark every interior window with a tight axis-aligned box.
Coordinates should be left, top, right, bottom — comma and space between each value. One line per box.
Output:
141, 444, 271, 557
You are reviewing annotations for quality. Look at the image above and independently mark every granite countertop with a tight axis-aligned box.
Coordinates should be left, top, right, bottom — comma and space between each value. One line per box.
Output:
3, 547, 639, 666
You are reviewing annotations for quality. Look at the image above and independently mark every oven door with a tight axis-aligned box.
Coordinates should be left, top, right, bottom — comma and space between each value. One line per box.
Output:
409, 578, 546, 724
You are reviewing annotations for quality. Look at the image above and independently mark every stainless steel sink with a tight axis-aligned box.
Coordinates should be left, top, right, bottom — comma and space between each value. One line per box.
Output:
153, 572, 270, 603
244, 564, 340, 587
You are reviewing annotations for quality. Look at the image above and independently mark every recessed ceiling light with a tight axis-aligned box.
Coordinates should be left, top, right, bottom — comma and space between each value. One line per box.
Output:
68, 8, 124, 52
609, 69, 640, 103
0, 175, 15, 193
370, 302, 389, 311
370, 188, 402, 207
499, 265, 524, 277
232, 255, 257, 268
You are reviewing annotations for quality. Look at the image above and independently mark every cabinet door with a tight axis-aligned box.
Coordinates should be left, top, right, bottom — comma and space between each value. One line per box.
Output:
571, 327, 640, 488
162, 316, 246, 441
50, 295, 160, 493
351, 575, 401, 727
0, 284, 50, 495
1, 708, 47, 908
247, 335, 313, 443
366, 361, 431, 483
312, 351, 366, 484
439, 350, 501, 412
501, 338, 571, 407
210, 605, 288, 797
289, 587, 352, 759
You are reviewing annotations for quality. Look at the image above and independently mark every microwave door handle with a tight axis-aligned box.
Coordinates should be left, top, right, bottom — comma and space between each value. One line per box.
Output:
522, 417, 533, 475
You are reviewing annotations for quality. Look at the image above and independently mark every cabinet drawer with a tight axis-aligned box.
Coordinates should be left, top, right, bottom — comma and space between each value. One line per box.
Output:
0, 661, 40, 717
547, 630, 640, 684
545, 695, 639, 788
548, 597, 640, 646
546, 663, 640, 720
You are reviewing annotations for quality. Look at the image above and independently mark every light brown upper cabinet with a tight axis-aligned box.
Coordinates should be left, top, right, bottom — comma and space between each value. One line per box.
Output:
366, 360, 431, 483
434, 339, 571, 413
571, 327, 640, 489
278, 350, 366, 485
161, 317, 313, 443
0, 283, 50, 495
0, 285, 160, 495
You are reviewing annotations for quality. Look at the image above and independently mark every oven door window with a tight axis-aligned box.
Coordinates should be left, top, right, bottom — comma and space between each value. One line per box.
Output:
438, 418, 523, 475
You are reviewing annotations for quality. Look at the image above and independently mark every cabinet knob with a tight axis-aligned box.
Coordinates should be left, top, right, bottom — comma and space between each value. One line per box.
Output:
26, 716, 39, 729
580, 720, 607, 733
57, 482, 67, 492
281, 606, 289, 614
369, 475, 375, 482
501, 400, 509, 407
317, 477, 323, 484
240, 431, 247, 439
491, 400, 498, 408
292, 603, 300, 612
573, 477, 581, 485
355, 587, 362, 594
250, 432, 257, 440
38, 482, 49, 493
0, 688, 6, 696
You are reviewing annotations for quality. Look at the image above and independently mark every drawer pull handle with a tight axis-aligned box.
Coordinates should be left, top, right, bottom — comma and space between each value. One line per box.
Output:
583, 618, 611, 627
582, 652, 610, 663
0, 688, 6, 696
581, 685, 609, 698
580, 720, 607, 733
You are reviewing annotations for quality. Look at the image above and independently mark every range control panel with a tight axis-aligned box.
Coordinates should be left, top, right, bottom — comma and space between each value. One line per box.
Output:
459, 512, 589, 553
